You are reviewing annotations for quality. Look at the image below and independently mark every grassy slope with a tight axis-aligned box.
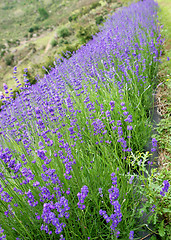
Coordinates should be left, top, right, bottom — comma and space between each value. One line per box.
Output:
0, 0, 133, 91
0, 0, 100, 89
0, 0, 99, 43
156, 0, 171, 171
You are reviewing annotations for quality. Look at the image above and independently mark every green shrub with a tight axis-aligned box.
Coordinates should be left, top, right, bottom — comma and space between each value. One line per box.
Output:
6, 39, 20, 47
90, 2, 101, 10
59, 39, 64, 45
68, 13, 78, 22
0, 100, 2, 110
0, 44, 6, 58
95, 15, 104, 25
12, 88, 20, 99
22, 68, 37, 85
5, 54, 14, 66
60, 44, 79, 58
51, 39, 58, 47
0, 50, 5, 58
38, 8, 49, 20
24, 33, 28, 38
76, 25, 99, 44
58, 27, 71, 38
41, 56, 55, 75
79, 6, 90, 16
0, 44, 6, 50
28, 25, 39, 33
28, 27, 34, 33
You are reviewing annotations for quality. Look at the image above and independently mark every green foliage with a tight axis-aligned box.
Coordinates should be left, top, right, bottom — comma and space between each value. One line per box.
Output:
0, 44, 6, 50
79, 6, 90, 16
76, 25, 99, 44
90, 1, 101, 10
4, 54, 14, 66
95, 15, 104, 25
0, 44, 6, 58
0, 50, 5, 58
68, 13, 79, 22
50, 39, 58, 47
129, 153, 171, 239
68, 6, 90, 22
28, 25, 40, 33
41, 56, 55, 75
22, 68, 37, 85
58, 27, 71, 38
38, 7, 49, 21
7, 39, 20, 47
60, 43, 80, 58
0, 99, 2, 110
11, 88, 20, 100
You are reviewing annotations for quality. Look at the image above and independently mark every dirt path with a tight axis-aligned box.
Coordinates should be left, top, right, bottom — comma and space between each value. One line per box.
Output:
44, 37, 52, 54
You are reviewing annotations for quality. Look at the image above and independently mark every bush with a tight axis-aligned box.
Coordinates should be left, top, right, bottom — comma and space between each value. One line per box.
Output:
12, 88, 20, 99
79, 6, 90, 16
90, 1, 101, 10
28, 27, 34, 33
95, 15, 104, 25
4, 54, 14, 66
38, 7, 49, 20
0, 44, 6, 50
28, 25, 39, 33
68, 13, 78, 22
0, 50, 5, 58
0, 44, 6, 58
22, 68, 37, 86
58, 27, 71, 38
60, 43, 80, 59
76, 25, 99, 44
41, 56, 55, 75
51, 39, 58, 47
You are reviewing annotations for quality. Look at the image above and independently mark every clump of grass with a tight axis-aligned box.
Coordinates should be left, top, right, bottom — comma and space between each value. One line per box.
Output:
58, 27, 71, 38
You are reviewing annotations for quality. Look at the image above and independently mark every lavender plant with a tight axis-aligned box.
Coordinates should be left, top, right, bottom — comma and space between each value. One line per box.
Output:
0, 0, 169, 239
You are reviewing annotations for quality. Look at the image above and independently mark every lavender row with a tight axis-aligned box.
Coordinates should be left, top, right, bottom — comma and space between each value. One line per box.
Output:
0, 0, 169, 239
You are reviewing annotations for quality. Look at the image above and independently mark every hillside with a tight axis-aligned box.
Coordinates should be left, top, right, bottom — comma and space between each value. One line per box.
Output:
0, 0, 125, 92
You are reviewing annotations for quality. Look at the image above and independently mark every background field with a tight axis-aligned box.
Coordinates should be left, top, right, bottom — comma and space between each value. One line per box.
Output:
0, 0, 129, 91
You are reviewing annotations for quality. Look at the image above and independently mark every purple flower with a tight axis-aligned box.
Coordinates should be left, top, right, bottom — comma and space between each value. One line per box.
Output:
127, 125, 133, 131
151, 205, 155, 212
117, 120, 122, 126
110, 101, 115, 107
37, 150, 46, 160
160, 180, 170, 197
118, 127, 123, 136
152, 138, 157, 146
1, 192, 13, 203
0, 225, 6, 240
129, 230, 134, 240
120, 102, 125, 106
106, 110, 111, 118
111, 173, 117, 185
129, 176, 134, 184
109, 186, 119, 205
151, 138, 157, 152
77, 186, 89, 210
124, 115, 132, 123
60, 235, 65, 240
99, 188, 103, 197
25, 190, 38, 207
100, 173, 122, 236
